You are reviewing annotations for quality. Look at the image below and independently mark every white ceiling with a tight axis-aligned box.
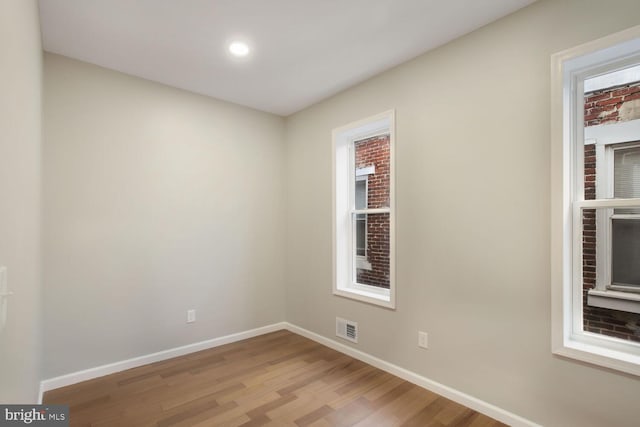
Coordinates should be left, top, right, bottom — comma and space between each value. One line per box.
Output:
38, 0, 535, 116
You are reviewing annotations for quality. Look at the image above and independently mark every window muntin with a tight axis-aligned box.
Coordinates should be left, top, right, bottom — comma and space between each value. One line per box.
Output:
333, 111, 395, 308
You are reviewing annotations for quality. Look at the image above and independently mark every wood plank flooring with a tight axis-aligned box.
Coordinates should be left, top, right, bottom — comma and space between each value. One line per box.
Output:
43, 330, 507, 427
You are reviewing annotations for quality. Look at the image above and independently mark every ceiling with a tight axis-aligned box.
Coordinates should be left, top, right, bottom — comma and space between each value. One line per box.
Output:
38, 0, 536, 116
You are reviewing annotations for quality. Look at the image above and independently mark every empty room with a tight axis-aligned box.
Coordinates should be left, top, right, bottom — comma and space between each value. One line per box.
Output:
2, 0, 640, 426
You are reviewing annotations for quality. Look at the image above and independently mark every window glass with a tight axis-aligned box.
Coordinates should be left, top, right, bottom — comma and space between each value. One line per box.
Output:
352, 135, 391, 289
355, 214, 366, 257
581, 208, 640, 339
612, 219, 640, 288
614, 146, 640, 214
581, 67, 640, 341
354, 137, 390, 209
355, 213, 390, 288
355, 179, 367, 209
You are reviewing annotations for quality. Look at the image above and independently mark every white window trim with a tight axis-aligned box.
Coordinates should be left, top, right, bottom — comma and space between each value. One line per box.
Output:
551, 25, 640, 376
587, 127, 640, 313
332, 110, 395, 309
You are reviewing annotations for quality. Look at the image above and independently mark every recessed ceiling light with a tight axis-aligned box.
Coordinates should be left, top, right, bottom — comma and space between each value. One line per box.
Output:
228, 41, 250, 57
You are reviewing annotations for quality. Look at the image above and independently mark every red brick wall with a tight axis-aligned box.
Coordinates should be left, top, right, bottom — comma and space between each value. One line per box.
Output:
355, 135, 390, 288
584, 82, 640, 126
583, 83, 640, 343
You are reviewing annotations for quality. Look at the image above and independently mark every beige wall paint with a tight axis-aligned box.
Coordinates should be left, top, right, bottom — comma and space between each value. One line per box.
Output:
284, 1, 640, 426
43, 54, 286, 378
0, 0, 43, 403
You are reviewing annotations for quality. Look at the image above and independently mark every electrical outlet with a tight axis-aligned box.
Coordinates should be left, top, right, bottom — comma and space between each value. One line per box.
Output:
187, 309, 196, 323
418, 331, 428, 349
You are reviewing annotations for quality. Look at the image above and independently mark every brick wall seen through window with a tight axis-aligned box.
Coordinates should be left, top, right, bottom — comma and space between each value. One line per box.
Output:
583, 81, 640, 343
354, 135, 390, 289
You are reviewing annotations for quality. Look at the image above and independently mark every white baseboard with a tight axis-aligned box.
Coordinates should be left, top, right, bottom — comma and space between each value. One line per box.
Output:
39, 322, 287, 396
39, 320, 537, 427
284, 322, 540, 427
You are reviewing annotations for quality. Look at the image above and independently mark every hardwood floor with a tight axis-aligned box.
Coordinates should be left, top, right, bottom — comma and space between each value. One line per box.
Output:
44, 330, 507, 427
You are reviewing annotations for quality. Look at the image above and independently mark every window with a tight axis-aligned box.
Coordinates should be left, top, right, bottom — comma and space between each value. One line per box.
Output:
611, 145, 640, 289
333, 111, 395, 308
551, 25, 640, 376
589, 143, 640, 308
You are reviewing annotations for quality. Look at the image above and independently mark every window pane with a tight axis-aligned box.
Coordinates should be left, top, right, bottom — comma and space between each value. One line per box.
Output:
353, 213, 390, 289
354, 135, 390, 209
612, 218, 640, 287
583, 143, 596, 200
355, 179, 367, 210
582, 208, 597, 292
581, 207, 640, 343
355, 215, 366, 256
614, 146, 640, 214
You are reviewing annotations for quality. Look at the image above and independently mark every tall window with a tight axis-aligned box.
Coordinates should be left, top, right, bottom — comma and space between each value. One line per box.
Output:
333, 111, 395, 308
551, 26, 640, 376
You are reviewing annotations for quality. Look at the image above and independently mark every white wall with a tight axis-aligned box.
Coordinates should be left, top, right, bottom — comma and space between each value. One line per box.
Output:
284, 1, 640, 426
0, 0, 43, 403
43, 54, 286, 378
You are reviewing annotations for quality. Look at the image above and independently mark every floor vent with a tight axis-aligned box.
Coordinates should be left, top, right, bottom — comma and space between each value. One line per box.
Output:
336, 317, 358, 343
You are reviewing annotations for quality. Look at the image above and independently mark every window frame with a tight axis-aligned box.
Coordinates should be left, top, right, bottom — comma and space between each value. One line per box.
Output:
332, 110, 396, 309
551, 25, 640, 376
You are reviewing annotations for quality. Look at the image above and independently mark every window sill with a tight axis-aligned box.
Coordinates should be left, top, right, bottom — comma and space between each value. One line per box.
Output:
554, 335, 640, 377
588, 289, 640, 314
333, 285, 395, 309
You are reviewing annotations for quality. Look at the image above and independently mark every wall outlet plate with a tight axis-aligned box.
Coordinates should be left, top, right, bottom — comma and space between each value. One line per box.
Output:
418, 331, 428, 349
